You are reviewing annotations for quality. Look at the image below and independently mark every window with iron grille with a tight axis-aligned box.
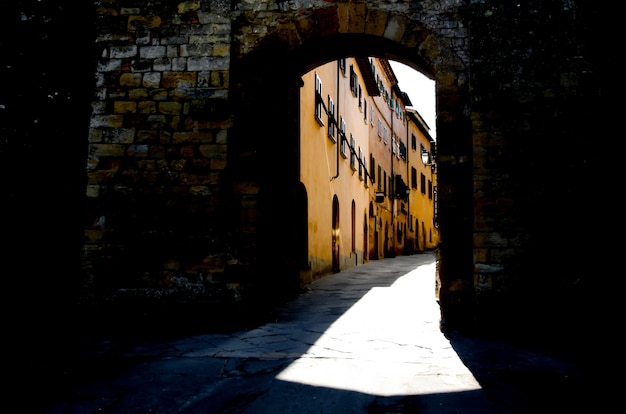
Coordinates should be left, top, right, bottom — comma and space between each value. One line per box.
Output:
399, 141, 407, 160
340, 118, 348, 158
350, 65, 358, 96
363, 99, 367, 123
350, 135, 356, 169
314, 73, 323, 125
327, 95, 335, 142
363, 156, 368, 186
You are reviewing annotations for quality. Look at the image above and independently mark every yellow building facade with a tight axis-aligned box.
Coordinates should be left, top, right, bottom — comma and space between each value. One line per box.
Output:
300, 57, 438, 283
406, 108, 439, 252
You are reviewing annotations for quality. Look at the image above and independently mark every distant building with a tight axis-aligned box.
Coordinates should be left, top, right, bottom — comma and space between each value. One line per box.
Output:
300, 57, 438, 284
406, 106, 439, 253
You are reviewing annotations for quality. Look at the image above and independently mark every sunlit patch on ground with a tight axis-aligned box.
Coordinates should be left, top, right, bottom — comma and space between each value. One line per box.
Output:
277, 262, 482, 396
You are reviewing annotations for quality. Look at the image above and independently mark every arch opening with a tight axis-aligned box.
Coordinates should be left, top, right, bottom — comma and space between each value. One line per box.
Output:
229, 11, 473, 332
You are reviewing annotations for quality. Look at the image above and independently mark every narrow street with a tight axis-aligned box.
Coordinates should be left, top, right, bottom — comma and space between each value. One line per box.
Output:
33, 252, 590, 413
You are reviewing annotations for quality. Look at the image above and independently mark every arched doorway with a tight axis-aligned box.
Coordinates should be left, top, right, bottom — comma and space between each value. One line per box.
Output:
332, 195, 340, 273
368, 202, 377, 260
363, 212, 368, 264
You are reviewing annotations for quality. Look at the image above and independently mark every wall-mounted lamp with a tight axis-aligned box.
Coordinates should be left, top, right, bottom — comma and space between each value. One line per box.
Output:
421, 148, 436, 172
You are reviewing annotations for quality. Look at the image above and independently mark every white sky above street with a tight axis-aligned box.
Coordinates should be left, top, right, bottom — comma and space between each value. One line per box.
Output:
390, 61, 437, 140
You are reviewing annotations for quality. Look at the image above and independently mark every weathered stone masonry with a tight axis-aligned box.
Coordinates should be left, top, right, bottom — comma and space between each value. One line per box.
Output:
3, 0, 615, 342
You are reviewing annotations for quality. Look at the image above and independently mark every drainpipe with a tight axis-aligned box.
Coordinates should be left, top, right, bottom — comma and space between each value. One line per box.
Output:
390, 103, 395, 256
331, 60, 340, 181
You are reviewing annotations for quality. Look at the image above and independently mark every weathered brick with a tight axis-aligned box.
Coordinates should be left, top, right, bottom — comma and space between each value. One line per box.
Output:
198, 144, 227, 158
90, 143, 126, 157
139, 46, 167, 59
90, 115, 124, 128
114, 101, 137, 114
128, 15, 162, 31
137, 101, 157, 114
111, 45, 138, 59
162, 72, 197, 88
103, 128, 135, 144
158, 101, 183, 115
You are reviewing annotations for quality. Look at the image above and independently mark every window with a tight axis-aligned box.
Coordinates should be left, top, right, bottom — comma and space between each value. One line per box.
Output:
363, 99, 367, 123
377, 119, 383, 138
377, 165, 382, 190
349, 135, 356, 168
351, 201, 356, 253
363, 157, 368, 186
411, 133, 417, 151
327, 95, 336, 142
370, 154, 375, 184
384, 171, 388, 194
314, 73, 323, 125
350, 65, 358, 96
420, 173, 426, 194
428, 180, 433, 200
340, 118, 347, 158
396, 104, 404, 121
383, 126, 388, 144
411, 167, 417, 189
399, 141, 407, 160
358, 85, 362, 110
339, 58, 346, 73
420, 144, 427, 164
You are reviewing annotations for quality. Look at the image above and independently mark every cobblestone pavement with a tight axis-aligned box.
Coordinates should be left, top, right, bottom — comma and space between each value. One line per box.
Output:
24, 252, 598, 413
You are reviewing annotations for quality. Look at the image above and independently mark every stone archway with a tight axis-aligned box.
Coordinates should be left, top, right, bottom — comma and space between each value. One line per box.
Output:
228, 5, 473, 331
79, 0, 477, 334
0, 0, 610, 356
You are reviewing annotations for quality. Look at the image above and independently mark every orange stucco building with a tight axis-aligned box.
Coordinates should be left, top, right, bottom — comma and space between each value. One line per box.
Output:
300, 57, 438, 284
